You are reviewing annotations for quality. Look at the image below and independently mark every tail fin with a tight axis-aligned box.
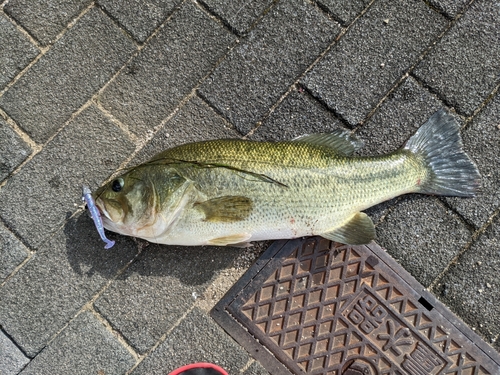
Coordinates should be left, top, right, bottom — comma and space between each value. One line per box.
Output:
404, 109, 480, 197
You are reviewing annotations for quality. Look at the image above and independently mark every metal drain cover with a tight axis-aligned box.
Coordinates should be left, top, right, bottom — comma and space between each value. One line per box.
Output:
211, 238, 500, 374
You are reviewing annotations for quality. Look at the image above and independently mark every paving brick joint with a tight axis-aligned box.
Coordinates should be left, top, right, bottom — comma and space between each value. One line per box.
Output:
0, 0, 499, 373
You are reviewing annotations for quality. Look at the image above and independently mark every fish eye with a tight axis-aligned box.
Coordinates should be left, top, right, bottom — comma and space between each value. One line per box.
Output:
112, 178, 124, 192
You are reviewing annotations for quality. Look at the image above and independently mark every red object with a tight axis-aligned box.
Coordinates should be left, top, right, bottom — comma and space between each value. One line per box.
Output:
168, 362, 228, 375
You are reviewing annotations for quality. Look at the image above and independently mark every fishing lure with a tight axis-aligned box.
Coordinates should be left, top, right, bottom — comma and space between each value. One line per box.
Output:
82, 185, 115, 249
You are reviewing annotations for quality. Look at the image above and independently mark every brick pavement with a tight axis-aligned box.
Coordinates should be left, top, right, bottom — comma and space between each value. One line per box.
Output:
0, 0, 499, 374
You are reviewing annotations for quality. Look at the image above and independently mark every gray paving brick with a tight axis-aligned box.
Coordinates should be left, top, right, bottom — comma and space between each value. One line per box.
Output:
130, 308, 250, 374
243, 361, 269, 375
99, 2, 235, 138
250, 87, 345, 141
427, 0, 470, 18
19, 311, 135, 374
375, 195, 471, 287
413, 0, 500, 116
0, 117, 31, 182
316, 0, 371, 25
0, 105, 135, 250
3, 0, 91, 46
433, 215, 500, 344
199, 0, 339, 135
445, 92, 500, 229
0, 330, 29, 375
200, 0, 274, 35
132, 95, 240, 164
0, 211, 138, 357
0, 14, 38, 90
98, 0, 182, 43
0, 7, 136, 143
302, 0, 446, 126
355, 77, 448, 155
0, 222, 29, 282
94, 245, 239, 354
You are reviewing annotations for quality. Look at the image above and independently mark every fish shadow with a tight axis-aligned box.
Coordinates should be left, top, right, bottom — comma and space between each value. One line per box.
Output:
65, 212, 240, 286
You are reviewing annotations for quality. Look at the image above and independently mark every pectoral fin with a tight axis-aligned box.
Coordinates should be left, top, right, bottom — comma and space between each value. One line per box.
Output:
207, 233, 252, 247
320, 212, 375, 245
195, 196, 253, 223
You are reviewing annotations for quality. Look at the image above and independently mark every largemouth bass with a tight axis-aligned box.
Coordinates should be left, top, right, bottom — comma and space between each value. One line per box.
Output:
93, 109, 480, 247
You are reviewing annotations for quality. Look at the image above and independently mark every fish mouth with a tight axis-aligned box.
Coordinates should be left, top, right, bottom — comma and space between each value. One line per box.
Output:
95, 197, 112, 221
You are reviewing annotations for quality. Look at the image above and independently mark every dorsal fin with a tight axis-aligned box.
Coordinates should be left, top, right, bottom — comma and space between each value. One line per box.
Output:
292, 130, 363, 156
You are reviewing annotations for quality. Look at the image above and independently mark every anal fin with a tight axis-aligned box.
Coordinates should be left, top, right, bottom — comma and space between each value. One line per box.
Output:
320, 212, 375, 245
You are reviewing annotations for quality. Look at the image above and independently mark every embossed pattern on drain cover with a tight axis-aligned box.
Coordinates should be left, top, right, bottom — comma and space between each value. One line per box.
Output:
212, 238, 500, 375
